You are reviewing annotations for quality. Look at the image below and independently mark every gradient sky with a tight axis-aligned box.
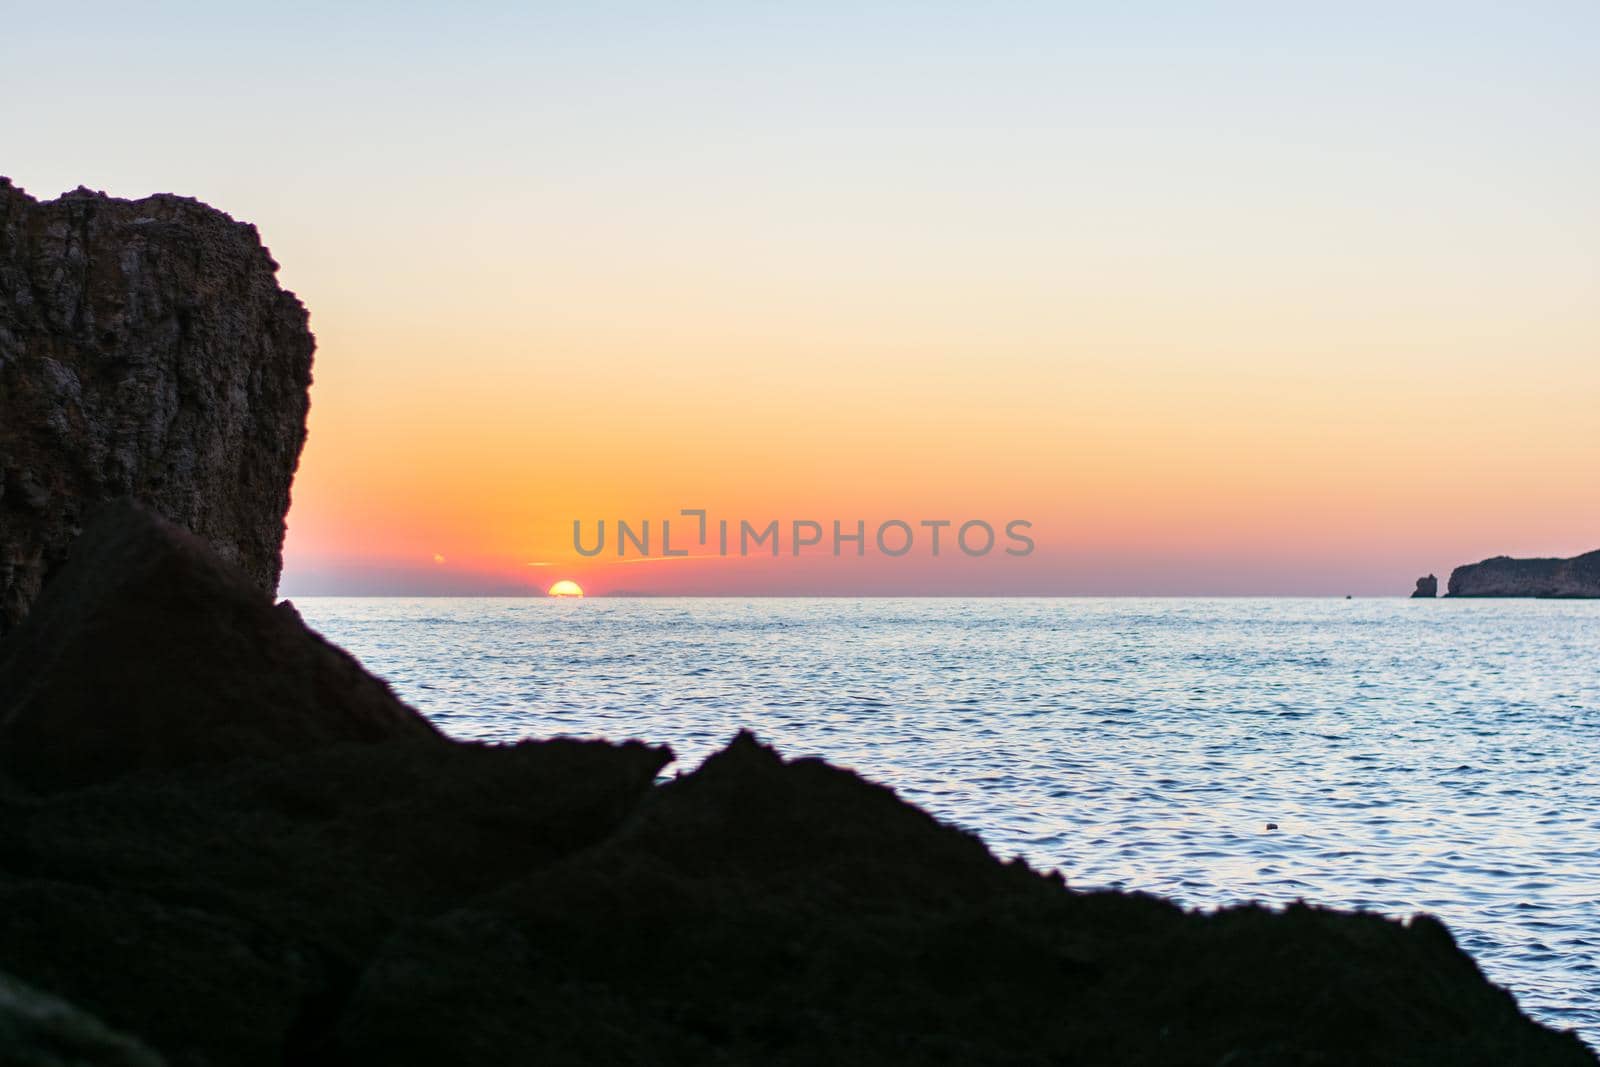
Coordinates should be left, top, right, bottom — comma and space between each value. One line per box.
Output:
5, 3, 1596, 595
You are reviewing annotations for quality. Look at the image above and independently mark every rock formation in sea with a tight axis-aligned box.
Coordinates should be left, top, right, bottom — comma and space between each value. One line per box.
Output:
1448, 550, 1600, 598
0, 178, 313, 637
0, 509, 1592, 1065
1412, 574, 1438, 597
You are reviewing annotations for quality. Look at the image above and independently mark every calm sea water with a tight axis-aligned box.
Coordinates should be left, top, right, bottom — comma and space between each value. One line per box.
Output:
295, 596, 1600, 1045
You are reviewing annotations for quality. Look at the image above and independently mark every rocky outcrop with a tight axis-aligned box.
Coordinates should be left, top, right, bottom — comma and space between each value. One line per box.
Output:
0, 736, 671, 1065
1412, 574, 1438, 597
0, 731, 1589, 1065
0, 501, 439, 790
0, 178, 312, 637
1448, 550, 1600, 598
335, 733, 1587, 1065
0, 510, 1590, 1065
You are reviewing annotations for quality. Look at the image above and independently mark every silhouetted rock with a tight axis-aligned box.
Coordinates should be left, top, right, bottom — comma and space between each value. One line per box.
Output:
328, 733, 1593, 1066
0, 501, 438, 789
0, 725, 1588, 1063
1448, 550, 1600, 598
0, 178, 312, 637
1412, 574, 1438, 597
0, 485, 1589, 1064
0, 736, 670, 1065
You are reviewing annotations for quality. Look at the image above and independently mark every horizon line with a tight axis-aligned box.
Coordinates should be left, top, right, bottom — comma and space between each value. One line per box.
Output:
276, 592, 1457, 600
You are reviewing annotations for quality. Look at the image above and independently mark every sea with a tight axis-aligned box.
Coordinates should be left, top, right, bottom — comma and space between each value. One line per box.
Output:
294, 596, 1600, 1045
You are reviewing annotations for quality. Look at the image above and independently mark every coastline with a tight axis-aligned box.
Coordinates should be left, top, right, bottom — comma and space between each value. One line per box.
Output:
4, 183, 1594, 1063
0, 514, 1591, 1062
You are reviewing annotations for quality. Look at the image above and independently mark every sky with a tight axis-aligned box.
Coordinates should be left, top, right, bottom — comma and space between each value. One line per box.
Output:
4, 2, 1596, 595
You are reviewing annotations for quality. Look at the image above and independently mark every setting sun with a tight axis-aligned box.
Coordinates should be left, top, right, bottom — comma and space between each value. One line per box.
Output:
547, 579, 584, 598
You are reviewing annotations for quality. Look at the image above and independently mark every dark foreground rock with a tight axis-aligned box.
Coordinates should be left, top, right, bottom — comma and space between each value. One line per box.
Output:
1448, 550, 1600, 598
0, 737, 669, 1066
0, 501, 438, 790
0, 514, 1591, 1065
0, 178, 313, 637
0, 732, 1589, 1067
1411, 574, 1438, 598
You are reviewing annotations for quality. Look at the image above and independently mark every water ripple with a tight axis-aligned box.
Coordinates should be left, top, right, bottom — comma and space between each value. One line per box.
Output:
295, 596, 1600, 1046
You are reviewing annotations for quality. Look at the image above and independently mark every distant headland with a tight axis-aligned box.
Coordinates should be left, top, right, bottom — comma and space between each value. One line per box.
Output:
1413, 550, 1600, 599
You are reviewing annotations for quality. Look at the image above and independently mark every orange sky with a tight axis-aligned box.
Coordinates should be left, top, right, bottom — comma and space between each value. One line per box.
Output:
10, 5, 1592, 594
279, 279, 1598, 594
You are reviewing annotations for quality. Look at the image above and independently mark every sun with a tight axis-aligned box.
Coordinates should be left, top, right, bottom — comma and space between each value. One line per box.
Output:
547, 579, 584, 598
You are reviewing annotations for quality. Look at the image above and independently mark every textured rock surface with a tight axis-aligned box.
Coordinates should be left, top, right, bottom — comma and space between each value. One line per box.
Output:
1448, 551, 1600, 598
0, 177, 312, 637
0, 501, 440, 789
1412, 574, 1438, 598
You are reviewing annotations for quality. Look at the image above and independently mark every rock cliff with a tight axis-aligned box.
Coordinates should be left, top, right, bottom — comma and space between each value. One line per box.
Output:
1412, 574, 1438, 598
0, 178, 312, 637
1448, 550, 1600, 598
